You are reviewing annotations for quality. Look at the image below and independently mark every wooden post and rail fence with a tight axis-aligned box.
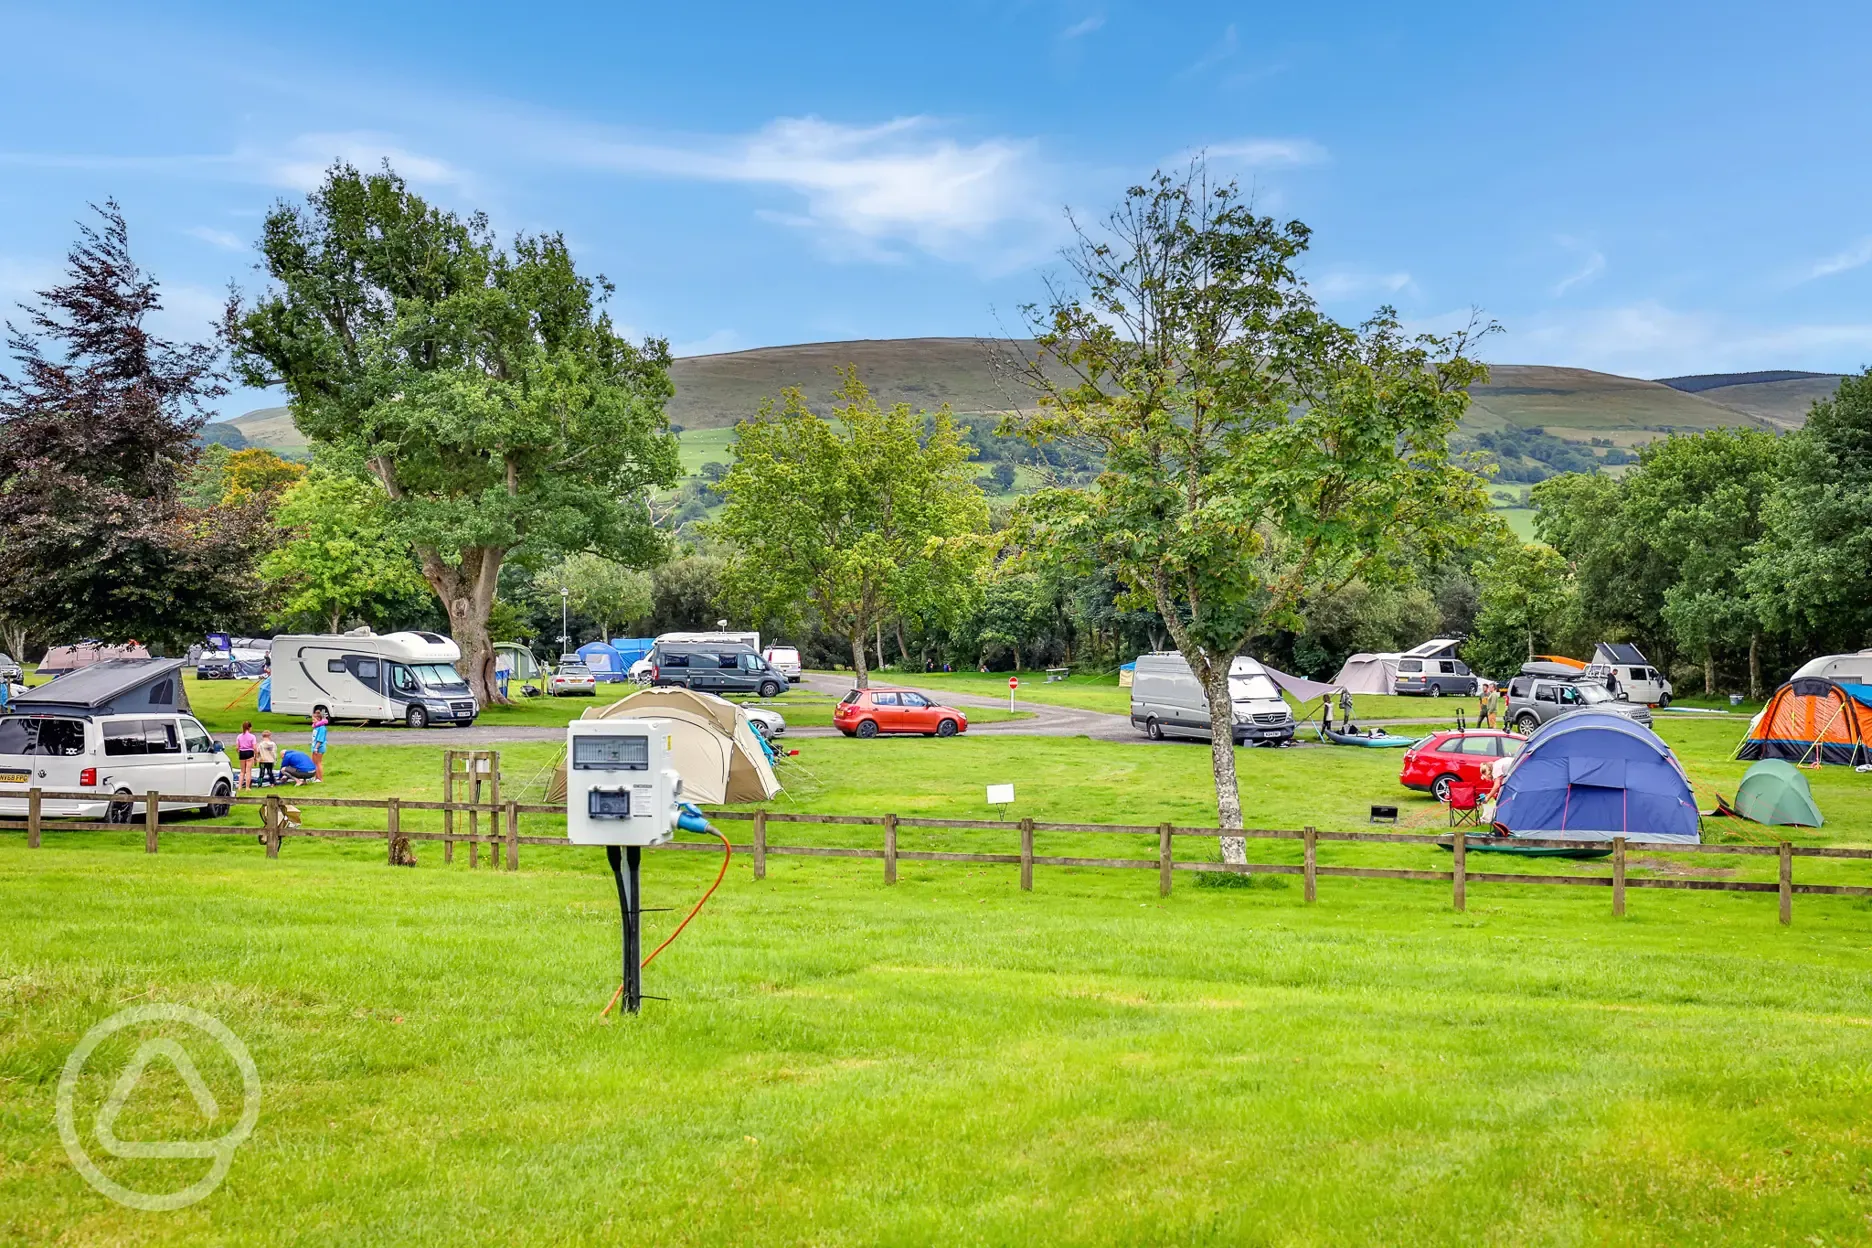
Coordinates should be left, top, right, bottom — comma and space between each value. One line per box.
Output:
0, 783, 1855, 927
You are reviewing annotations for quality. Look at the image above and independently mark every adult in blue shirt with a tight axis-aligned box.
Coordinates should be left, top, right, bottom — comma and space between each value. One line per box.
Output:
279, 749, 317, 784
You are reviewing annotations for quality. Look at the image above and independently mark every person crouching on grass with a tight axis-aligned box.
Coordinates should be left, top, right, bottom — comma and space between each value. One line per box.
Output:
256, 731, 278, 786
279, 748, 317, 785
310, 711, 329, 782
235, 721, 257, 789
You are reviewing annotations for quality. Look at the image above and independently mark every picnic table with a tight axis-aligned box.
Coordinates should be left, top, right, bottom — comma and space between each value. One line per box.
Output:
1045, 667, 1071, 683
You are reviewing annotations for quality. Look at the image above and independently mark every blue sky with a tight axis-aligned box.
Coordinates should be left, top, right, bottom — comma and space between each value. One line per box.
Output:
3, 0, 1871, 418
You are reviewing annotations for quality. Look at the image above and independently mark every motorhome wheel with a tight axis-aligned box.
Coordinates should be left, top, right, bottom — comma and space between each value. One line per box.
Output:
406, 704, 429, 729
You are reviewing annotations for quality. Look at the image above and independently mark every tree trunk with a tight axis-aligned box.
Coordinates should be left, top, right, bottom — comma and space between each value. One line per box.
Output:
1013, 641, 1023, 672
1703, 651, 1715, 697
414, 543, 507, 705
328, 606, 342, 634
0, 621, 25, 664
1748, 632, 1762, 702
1526, 625, 1535, 661
849, 630, 870, 690
895, 619, 911, 666
1199, 661, 1247, 865
875, 618, 886, 672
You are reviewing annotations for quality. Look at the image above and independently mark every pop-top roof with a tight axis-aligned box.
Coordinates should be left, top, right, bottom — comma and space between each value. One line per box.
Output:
9, 659, 189, 713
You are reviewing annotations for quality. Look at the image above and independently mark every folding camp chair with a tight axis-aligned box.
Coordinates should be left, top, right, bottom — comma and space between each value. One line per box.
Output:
1446, 781, 1482, 827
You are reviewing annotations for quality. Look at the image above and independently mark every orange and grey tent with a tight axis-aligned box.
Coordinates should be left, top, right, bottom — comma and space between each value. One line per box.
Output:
1736, 678, 1872, 767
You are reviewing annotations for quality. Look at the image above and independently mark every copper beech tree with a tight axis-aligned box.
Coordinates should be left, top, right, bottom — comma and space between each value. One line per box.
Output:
1006, 166, 1490, 861
227, 164, 679, 703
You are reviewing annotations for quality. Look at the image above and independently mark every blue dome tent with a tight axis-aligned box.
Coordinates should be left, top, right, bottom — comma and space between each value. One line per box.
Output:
576, 642, 629, 682
1491, 711, 1700, 845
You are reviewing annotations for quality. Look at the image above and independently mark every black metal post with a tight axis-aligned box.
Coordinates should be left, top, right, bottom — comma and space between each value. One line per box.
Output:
607, 844, 644, 1014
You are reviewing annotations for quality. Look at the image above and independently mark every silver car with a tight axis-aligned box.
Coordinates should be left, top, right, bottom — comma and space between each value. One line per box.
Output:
1505, 673, 1652, 734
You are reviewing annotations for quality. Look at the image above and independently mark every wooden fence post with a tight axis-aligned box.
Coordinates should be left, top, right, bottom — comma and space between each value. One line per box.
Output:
1612, 836, 1627, 917
1303, 826, 1317, 904
752, 810, 767, 880
1157, 822, 1173, 897
1451, 830, 1466, 912
1779, 841, 1793, 926
387, 796, 402, 866
144, 791, 160, 854
27, 788, 41, 849
442, 750, 456, 865
883, 813, 898, 885
468, 753, 482, 869
505, 799, 518, 872
1020, 817, 1035, 892
263, 795, 281, 859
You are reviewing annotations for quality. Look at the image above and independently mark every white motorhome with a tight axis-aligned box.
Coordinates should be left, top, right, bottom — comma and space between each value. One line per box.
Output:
1791, 650, 1872, 686
1129, 653, 1295, 745
271, 631, 478, 728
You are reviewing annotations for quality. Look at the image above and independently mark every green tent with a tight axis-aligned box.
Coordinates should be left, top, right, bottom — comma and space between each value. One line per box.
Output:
1732, 759, 1824, 828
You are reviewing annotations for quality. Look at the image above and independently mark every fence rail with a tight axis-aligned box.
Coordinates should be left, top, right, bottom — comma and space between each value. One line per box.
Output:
1, 786, 1859, 926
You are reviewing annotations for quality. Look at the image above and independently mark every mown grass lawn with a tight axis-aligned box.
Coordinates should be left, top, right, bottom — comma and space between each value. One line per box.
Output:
4, 715, 1871, 1244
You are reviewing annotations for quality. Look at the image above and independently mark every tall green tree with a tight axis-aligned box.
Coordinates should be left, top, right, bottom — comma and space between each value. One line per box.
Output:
540, 553, 652, 642
1006, 166, 1489, 857
259, 468, 430, 633
1468, 540, 1573, 677
227, 164, 680, 702
714, 370, 990, 687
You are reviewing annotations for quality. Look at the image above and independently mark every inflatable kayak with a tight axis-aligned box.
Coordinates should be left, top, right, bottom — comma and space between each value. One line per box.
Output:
1320, 727, 1419, 748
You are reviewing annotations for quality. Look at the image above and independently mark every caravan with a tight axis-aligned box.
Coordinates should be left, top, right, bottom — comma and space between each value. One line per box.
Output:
271, 632, 478, 728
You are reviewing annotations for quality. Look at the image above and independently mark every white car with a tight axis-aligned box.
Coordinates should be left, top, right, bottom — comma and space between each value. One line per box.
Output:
762, 645, 803, 682
0, 711, 235, 821
547, 662, 599, 697
745, 706, 787, 738
628, 657, 655, 685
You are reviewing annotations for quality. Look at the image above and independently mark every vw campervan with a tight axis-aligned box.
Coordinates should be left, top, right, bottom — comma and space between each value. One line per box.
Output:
1129, 653, 1295, 745
271, 631, 478, 727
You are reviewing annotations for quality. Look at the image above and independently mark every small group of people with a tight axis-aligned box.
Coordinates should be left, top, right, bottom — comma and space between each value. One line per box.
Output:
232, 712, 328, 787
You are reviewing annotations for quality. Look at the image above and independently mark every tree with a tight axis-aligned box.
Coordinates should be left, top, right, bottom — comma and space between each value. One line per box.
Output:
0, 201, 265, 648
1467, 540, 1573, 677
648, 554, 727, 635
227, 164, 680, 702
973, 566, 1052, 671
541, 552, 652, 641
259, 468, 430, 633
1747, 369, 1872, 658
714, 370, 990, 687
1006, 166, 1488, 858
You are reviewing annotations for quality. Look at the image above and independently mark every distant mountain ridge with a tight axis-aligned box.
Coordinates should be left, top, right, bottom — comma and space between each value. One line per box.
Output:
231, 337, 1848, 450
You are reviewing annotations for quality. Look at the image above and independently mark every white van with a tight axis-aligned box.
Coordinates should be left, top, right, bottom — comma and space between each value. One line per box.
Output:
762, 645, 803, 682
0, 711, 234, 821
271, 631, 478, 728
1129, 653, 1295, 745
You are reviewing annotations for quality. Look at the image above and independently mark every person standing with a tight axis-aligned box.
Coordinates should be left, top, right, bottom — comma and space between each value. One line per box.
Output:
310, 712, 329, 782
256, 731, 279, 786
1479, 682, 1498, 729
235, 722, 257, 789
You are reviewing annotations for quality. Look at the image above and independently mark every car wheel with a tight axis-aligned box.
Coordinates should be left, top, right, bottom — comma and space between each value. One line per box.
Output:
204, 778, 231, 818
750, 721, 769, 738
759, 680, 782, 698
1658, 692, 1671, 708
1515, 713, 1540, 734
855, 720, 879, 739
1429, 684, 1443, 698
107, 790, 135, 824
1146, 717, 1164, 741
407, 704, 430, 729
1432, 773, 1460, 803
936, 718, 959, 738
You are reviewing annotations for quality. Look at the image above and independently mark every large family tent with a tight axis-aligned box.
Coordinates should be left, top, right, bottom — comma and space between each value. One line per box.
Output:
37, 642, 150, 679
1736, 677, 1872, 767
1722, 760, 1824, 828
1491, 710, 1701, 844
1331, 638, 1461, 695
575, 642, 630, 682
545, 686, 781, 805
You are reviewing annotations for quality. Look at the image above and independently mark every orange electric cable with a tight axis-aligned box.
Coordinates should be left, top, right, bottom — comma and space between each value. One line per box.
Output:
599, 829, 732, 1018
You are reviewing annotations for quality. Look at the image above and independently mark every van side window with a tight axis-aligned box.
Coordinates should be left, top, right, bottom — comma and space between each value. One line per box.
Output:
328, 659, 346, 672
661, 652, 688, 668
144, 720, 182, 755
181, 719, 214, 754
149, 678, 173, 705
104, 721, 147, 756
389, 665, 418, 695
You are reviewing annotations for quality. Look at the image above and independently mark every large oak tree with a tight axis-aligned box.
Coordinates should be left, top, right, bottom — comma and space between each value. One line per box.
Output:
227, 164, 679, 703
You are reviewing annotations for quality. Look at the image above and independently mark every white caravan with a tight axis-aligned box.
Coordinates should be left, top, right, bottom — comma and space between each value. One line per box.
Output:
271, 631, 478, 728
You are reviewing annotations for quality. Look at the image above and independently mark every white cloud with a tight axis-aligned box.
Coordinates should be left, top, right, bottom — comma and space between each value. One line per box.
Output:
260, 132, 464, 191
1803, 236, 1872, 282
1061, 14, 1104, 38
1180, 23, 1238, 78
1204, 138, 1329, 168
1498, 300, 1872, 377
185, 225, 246, 251
554, 116, 1050, 262
672, 329, 742, 358
1312, 268, 1414, 300
1551, 250, 1604, 296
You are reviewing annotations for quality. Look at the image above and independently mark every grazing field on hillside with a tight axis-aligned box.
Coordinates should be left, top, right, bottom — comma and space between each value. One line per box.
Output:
6, 713, 1872, 1244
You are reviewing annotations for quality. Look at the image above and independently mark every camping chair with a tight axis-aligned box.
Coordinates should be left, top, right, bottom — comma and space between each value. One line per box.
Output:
1446, 781, 1482, 828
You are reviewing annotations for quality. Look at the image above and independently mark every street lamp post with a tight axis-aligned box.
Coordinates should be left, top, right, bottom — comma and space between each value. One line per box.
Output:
561, 586, 570, 658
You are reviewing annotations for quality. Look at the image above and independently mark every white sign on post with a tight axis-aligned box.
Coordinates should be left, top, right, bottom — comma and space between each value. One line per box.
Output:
986, 784, 1015, 806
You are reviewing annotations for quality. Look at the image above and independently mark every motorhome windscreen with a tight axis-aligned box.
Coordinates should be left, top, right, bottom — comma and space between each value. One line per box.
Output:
1229, 674, 1280, 701
409, 663, 468, 690
0, 717, 86, 756
572, 735, 649, 771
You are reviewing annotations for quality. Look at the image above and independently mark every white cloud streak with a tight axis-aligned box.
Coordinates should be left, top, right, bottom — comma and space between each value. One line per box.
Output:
1500, 300, 1872, 377
1061, 14, 1104, 38
1551, 249, 1604, 296
1803, 236, 1872, 282
185, 225, 246, 251
1312, 268, 1413, 300
1204, 137, 1329, 168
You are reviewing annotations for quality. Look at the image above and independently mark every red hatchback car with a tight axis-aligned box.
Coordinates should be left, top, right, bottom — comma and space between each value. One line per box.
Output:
1399, 729, 1526, 802
834, 688, 969, 738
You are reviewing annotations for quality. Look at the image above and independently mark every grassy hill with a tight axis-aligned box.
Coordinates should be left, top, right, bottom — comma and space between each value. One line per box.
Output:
227, 405, 305, 451
1657, 371, 1846, 430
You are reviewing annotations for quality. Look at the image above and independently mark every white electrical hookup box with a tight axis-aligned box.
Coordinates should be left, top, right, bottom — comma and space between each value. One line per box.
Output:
564, 718, 683, 846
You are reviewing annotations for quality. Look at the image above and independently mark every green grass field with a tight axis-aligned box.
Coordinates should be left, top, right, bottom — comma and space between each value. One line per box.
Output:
7, 710, 1872, 1243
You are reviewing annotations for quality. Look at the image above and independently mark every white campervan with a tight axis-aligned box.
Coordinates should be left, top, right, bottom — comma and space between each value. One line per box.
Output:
1129, 653, 1295, 745
271, 631, 478, 728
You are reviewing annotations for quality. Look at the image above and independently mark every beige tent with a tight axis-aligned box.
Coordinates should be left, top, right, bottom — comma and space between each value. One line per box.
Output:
546, 686, 781, 805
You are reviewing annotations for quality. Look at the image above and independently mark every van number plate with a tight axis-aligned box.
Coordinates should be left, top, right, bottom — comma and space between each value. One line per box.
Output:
0, 771, 28, 784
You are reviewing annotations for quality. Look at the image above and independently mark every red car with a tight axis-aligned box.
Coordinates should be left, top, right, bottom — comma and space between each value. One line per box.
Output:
834, 688, 969, 738
1399, 729, 1526, 802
